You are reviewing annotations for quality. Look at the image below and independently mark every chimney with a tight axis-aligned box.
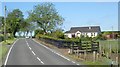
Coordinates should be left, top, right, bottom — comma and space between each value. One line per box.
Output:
89, 26, 91, 29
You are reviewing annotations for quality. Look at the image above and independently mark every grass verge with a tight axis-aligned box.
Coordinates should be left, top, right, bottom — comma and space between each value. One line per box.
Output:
0, 38, 16, 65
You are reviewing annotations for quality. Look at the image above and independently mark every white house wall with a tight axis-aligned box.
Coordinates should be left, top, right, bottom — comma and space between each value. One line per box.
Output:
64, 33, 72, 38
65, 32, 98, 38
85, 32, 98, 37
75, 31, 81, 37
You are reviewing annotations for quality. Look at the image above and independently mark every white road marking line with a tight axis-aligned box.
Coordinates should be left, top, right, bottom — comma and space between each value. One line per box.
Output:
4, 39, 18, 66
72, 61, 75, 63
29, 47, 32, 50
27, 42, 28, 45
76, 63, 80, 65
25, 40, 29, 46
37, 57, 44, 64
25, 39, 32, 50
33, 39, 78, 65
27, 44, 29, 47
32, 51, 36, 56
26, 39, 45, 64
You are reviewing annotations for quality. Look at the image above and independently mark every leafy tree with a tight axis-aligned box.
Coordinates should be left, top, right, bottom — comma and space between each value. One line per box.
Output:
0, 17, 4, 28
0, 16, 4, 33
35, 29, 44, 36
51, 28, 64, 39
25, 18, 37, 38
20, 19, 30, 37
6, 9, 24, 37
28, 3, 64, 34
102, 31, 112, 35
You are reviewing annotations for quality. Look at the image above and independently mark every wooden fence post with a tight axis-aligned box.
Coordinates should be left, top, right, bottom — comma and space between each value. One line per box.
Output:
96, 52, 99, 61
106, 52, 109, 58
77, 47, 79, 58
68, 48, 71, 54
116, 57, 118, 64
84, 50, 87, 61
71, 43, 73, 54
99, 44, 101, 58
109, 44, 111, 58
79, 53, 81, 58
93, 51, 96, 62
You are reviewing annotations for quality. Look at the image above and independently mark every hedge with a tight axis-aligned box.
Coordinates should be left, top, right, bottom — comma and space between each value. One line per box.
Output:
36, 34, 80, 42
0, 34, 4, 42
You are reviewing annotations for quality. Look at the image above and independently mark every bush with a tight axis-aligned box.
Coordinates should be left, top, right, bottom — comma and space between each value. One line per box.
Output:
2, 38, 16, 45
51, 30, 65, 39
92, 34, 106, 41
0, 34, 4, 42
80, 35, 92, 41
35, 29, 44, 36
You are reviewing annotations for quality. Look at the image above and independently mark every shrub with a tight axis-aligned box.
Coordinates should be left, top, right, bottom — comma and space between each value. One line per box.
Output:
51, 29, 65, 39
80, 35, 92, 41
35, 29, 44, 36
0, 34, 4, 42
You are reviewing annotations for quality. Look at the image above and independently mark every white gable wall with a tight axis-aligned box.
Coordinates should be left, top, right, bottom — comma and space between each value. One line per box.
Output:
75, 31, 81, 37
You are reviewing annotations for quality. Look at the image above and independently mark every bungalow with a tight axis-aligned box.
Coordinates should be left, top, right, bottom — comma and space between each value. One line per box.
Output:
64, 26, 101, 38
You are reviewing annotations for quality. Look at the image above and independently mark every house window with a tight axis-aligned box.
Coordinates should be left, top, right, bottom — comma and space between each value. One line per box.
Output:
72, 34, 75, 38
85, 33, 87, 36
94, 33, 95, 36
77, 33, 80, 37
91, 33, 93, 36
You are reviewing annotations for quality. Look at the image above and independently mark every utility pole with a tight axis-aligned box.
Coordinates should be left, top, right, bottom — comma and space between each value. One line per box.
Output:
112, 26, 114, 39
4, 5, 7, 42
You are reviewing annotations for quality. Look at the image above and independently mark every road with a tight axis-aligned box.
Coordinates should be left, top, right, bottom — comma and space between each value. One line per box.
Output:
4, 38, 80, 65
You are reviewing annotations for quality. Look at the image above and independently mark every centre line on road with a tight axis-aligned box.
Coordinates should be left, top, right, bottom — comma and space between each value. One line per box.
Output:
25, 39, 29, 47
29, 47, 32, 50
72, 61, 75, 63
26, 39, 45, 64
32, 51, 36, 56
33, 39, 80, 65
37, 57, 44, 64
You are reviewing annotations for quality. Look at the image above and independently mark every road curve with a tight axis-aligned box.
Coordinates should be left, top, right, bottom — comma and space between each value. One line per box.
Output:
5, 38, 79, 65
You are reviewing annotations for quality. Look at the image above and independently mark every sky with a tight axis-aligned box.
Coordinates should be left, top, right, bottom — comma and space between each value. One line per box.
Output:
0, 2, 118, 32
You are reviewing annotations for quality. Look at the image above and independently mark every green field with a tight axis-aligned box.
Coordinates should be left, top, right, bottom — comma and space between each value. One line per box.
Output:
99, 40, 119, 53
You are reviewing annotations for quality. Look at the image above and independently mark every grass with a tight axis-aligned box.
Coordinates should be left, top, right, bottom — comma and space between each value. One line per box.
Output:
83, 40, 118, 66
84, 61, 111, 67
0, 45, 8, 61
0, 38, 16, 63
99, 40, 118, 53
1, 38, 16, 45
37, 38, 119, 66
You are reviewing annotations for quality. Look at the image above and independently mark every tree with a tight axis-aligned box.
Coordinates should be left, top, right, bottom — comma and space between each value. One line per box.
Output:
28, 3, 64, 34
20, 19, 30, 37
51, 28, 64, 39
6, 9, 24, 37
0, 16, 4, 33
35, 29, 44, 36
0, 17, 3, 27
25, 19, 37, 38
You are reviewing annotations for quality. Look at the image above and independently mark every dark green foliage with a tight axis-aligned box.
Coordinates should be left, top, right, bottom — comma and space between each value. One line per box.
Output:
35, 29, 44, 36
0, 34, 4, 42
80, 35, 92, 41
28, 3, 64, 34
6, 9, 24, 37
51, 29, 64, 39
92, 34, 106, 41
